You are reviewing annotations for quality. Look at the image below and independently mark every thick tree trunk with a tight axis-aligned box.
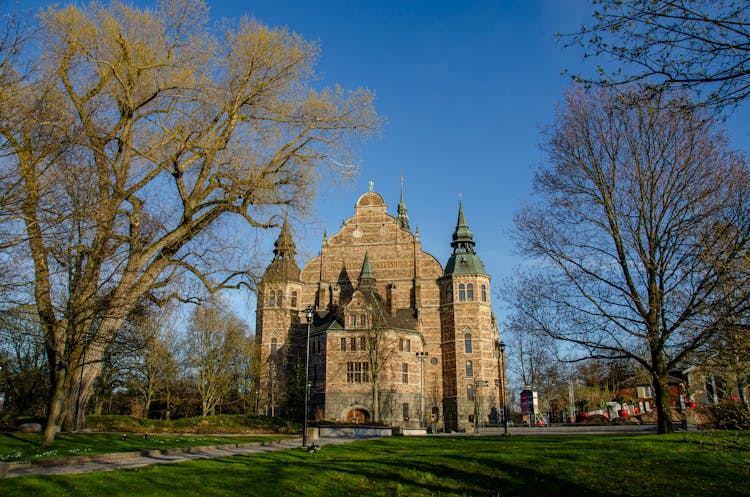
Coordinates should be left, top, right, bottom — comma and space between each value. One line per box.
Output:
43, 367, 68, 447
652, 373, 674, 434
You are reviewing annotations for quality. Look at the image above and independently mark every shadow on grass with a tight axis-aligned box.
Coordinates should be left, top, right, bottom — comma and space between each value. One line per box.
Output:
4, 435, 750, 497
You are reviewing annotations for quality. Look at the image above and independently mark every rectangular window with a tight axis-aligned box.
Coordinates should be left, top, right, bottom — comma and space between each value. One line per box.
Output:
360, 336, 366, 350
360, 315, 367, 327
350, 337, 357, 351
341, 338, 347, 351
402, 363, 409, 384
350, 315, 357, 327
481, 285, 487, 302
467, 384, 475, 401
399, 338, 404, 352
402, 403, 409, 421
347, 362, 370, 383
405, 339, 411, 353
636, 385, 654, 399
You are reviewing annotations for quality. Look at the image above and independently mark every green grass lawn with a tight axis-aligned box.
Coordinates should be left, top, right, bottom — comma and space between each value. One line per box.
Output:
0, 432, 294, 462
3, 432, 749, 497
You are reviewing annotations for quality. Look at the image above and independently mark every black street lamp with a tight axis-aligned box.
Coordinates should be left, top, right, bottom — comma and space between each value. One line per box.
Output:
303, 305, 315, 448
415, 351, 429, 427
497, 341, 508, 435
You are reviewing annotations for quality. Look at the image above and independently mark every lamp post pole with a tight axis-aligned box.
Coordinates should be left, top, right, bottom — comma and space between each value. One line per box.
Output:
303, 305, 315, 448
416, 351, 429, 427
497, 341, 508, 435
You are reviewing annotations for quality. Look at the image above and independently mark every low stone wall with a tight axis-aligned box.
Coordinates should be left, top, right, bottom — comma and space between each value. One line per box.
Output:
317, 425, 393, 438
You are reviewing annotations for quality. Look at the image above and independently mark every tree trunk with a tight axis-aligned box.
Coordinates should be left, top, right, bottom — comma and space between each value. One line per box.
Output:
652, 373, 674, 434
371, 375, 379, 423
43, 367, 68, 447
736, 376, 748, 409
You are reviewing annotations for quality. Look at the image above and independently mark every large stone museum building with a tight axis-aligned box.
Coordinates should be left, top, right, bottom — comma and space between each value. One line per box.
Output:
255, 185, 503, 432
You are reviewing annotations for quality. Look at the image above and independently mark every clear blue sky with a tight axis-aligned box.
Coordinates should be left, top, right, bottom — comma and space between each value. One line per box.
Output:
218, 0, 750, 327
11, 1, 750, 328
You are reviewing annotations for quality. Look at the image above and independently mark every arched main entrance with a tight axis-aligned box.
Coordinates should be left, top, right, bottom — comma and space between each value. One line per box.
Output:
346, 408, 371, 424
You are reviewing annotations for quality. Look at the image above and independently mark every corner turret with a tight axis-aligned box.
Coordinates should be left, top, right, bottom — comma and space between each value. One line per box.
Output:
444, 202, 486, 275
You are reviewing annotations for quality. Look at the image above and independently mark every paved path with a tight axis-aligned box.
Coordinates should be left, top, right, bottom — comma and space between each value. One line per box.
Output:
2, 425, 661, 479
478, 424, 659, 435
2, 437, 363, 479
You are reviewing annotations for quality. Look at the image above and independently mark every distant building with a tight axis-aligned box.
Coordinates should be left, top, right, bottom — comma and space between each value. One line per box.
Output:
255, 186, 503, 431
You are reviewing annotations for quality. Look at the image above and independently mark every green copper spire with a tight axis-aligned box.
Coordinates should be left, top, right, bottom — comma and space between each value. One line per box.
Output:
359, 251, 376, 288
444, 201, 486, 275
396, 176, 410, 231
451, 200, 475, 255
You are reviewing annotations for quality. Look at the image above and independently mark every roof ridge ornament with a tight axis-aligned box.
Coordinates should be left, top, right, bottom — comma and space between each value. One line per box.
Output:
396, 175, 411, 231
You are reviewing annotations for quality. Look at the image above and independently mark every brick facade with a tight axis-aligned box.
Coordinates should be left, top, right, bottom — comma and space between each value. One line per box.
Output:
256, 189, 501, 431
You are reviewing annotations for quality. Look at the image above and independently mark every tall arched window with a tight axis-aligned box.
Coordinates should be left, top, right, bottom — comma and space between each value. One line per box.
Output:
466, 360, 473, 377
268, 290, 276, 307
446, 285, 453, 302
291, 291, 298, 308
276, 290, 283, 307
464, 333, 473, 353
467, 384, 475, 401
458, 284, 466, 301
481, 284, 487, 302
467, 283, 474, 301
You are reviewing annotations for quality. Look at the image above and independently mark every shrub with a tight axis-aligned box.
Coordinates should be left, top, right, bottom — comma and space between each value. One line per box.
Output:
711, 402, 750, 430
84, 414, 298, 434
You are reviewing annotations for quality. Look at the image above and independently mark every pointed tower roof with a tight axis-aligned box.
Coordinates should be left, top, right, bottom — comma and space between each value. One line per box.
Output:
358, 251, 377, 289
262, 215, 301, 282
273, 215, 297, 261
451, 201, 475, 253
396, 177, 410, 231
444, 201, 487, 276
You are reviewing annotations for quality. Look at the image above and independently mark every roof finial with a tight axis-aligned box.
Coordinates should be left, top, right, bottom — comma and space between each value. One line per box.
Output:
396, 175, 410, 231
368, 179, 374, 192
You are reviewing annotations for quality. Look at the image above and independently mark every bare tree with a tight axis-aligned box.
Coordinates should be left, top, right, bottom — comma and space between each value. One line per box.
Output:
183, 296, 250, 417
118, 305, 179, 417
363, 302, 401, 423
513, 85, 750, 433
503, 298, 560, 390
0, 306, 49, 416
563, 0, 750, 109
0, 1, 377, 445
